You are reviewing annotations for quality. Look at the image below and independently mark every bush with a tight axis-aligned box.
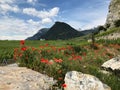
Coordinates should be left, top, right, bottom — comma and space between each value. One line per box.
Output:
114, 20, 120, 27
98, 26, 106, 31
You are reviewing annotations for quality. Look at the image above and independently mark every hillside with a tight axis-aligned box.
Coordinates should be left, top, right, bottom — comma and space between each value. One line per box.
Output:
26, 28, 49, 40
41, 22, 84, 40
96, 27, 120, 40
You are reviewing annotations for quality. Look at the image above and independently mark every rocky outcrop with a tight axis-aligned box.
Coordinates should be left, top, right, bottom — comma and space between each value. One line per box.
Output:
106, 0, 120, 28
101, 56, 120, 74
64, 71, 111, 90
0, 66, 55, 90
97, 32, 120, 40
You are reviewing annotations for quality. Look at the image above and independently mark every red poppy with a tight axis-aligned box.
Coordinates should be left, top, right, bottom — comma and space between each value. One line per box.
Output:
54, 58, 63, 63
45, 43, 49, 46
40, 58, 49, 64
58, 77, 63, 80
62, 83, 67, 88
19, 53, 23, 57
73, 55, 82, 60
20, 40, 25, 45
21, 47, 27, 51
32, 47, 36, 51
39, 46, 44, 49
48, 61, 53, 65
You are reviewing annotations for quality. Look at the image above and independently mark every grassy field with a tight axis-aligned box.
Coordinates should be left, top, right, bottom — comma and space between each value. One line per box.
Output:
0, 38, 120, 90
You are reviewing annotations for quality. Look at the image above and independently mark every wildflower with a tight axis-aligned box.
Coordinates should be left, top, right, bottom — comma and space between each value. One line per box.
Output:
19, 53, 23, 57
82, 52, 86, 56
51, 46, 56, 51
45, 43, 49, 47
58, 77, 63, 80
20, 40, 25, 45
54, 58, 63, 63
48, 61, 53, 65
39, 46, 44, 49
58, 70, 62, 73
21, 47, 27, 51
62, 83, 67, 88
72, 55, 82, 60
32, 47, 36, 51
69, 58, 72, 60
40, 58, 49, 64
14, 48, 18, 52
47, 50, 51, 53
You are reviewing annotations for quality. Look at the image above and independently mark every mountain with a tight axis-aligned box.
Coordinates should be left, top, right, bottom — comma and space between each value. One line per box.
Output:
105, 0, 120, 28
26, 28, 49, 40
41, 22, 84, 40
81, 29, 98, 35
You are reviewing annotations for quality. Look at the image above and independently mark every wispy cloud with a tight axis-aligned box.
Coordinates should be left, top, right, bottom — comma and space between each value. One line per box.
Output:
0, 0, 60, 40
61, 0, 110, 30
23, 7, 59, 23
0, 16, 44, 40
27, 0, 37, 3
0, 0, 20, 14
81, 17, 106, 30
0, 0, 15, 4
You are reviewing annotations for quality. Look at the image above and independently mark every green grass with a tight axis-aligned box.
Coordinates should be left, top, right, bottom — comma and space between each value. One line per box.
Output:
96, 27, 120, 37
0, 39, 120, 90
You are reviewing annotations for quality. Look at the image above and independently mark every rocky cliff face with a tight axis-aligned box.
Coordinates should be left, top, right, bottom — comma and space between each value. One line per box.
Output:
106, 0, 120, 28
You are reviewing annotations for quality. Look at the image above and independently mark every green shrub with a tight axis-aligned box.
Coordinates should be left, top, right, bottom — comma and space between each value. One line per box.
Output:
114, 20, 120, 27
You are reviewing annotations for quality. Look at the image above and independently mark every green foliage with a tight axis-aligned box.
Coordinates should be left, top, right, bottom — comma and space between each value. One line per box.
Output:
114, 20, 120, 27
98, 26, 106, 31
105, 23, 110, 28
97, 38, 120, 45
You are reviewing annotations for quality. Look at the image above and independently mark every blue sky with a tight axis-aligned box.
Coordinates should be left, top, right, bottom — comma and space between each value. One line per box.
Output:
0, 0, 111, 40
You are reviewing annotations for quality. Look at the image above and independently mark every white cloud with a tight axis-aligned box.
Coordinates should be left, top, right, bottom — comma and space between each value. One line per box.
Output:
49, 7, 59, 17
42, 18, 52, 24
23, 7, 59, 18
0, 17, 43, 40
0, 35, 27, 40
66, 21, 83, 30
27, 19, 40, 26
0, 0, 15, 4
81, 17, 106, 30
0, 0, 20, 14
23, 7, 59, 21
0, 4, 20, 14
27, 0, 37, 3
0, 1, 59, 40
